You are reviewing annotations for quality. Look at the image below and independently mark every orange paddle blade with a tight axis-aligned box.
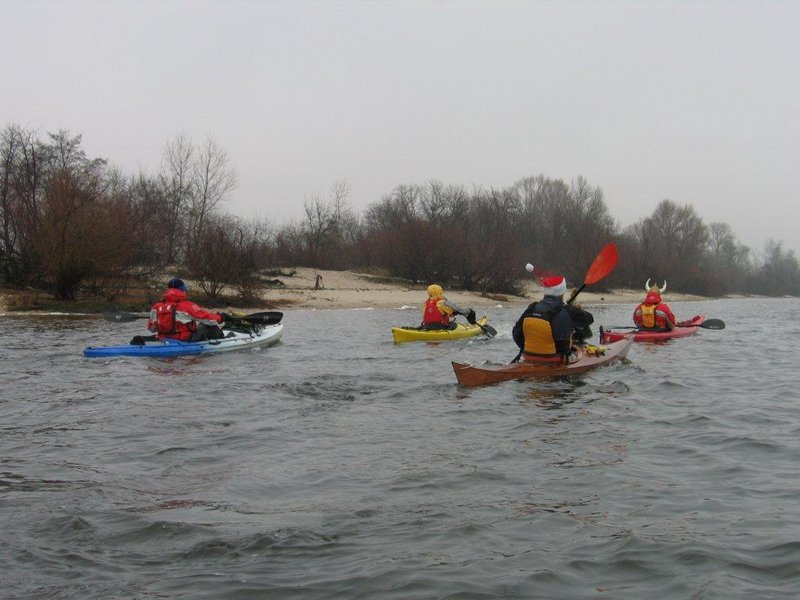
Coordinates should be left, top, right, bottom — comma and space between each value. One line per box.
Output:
584, 242, 618, 285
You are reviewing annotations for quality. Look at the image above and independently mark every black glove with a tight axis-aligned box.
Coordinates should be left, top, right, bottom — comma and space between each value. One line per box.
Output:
573, 323, 592, 342
219, 312, 230, 323
467, 309, 477, 325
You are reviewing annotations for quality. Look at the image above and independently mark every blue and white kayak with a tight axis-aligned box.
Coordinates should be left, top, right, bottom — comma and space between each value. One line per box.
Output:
84, 323, 284, 358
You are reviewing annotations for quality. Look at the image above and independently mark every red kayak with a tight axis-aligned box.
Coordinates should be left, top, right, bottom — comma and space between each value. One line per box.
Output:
599, 315, 705, 343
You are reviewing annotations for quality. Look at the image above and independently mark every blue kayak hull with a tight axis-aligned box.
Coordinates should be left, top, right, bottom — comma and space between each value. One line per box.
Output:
84, 324, 283, 357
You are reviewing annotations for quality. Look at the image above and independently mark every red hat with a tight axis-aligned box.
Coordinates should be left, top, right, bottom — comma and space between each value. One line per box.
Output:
541, 275, 567, 296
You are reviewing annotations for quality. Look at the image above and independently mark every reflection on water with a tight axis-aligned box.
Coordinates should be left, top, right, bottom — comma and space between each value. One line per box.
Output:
1, 298, 800, 599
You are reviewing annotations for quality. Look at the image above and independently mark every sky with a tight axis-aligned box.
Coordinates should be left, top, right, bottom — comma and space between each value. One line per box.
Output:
3, 0, 799, 255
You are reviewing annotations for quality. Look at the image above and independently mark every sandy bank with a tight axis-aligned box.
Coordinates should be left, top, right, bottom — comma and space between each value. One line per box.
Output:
0, 267, 709, 315
257, 268, 706, 311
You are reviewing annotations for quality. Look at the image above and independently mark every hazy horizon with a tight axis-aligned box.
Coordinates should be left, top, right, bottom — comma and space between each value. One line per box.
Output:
3, 0, 798, 255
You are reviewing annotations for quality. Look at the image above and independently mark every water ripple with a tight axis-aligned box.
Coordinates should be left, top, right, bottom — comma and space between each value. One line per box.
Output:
2, 300, 800, 599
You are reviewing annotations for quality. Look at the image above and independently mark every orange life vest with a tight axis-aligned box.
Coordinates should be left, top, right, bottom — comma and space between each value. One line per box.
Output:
635, 303, 671, 329
639, 304, 657, 328
522, 304, 565, 357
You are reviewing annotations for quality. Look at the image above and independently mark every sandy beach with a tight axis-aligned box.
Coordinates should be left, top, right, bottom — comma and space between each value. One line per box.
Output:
0, 267, 707, 315
256, 268, 706, 311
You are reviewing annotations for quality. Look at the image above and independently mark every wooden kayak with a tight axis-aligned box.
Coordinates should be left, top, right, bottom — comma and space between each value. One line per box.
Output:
451, 337, 633, 387
392, 317, 491, 343
599, 315, 705, 343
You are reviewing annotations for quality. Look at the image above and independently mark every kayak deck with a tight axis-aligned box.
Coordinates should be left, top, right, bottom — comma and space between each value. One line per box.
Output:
392, 317, 490, 343
84, 323, 284, 357
600, 315, 705, 343
452, 337, 633, 387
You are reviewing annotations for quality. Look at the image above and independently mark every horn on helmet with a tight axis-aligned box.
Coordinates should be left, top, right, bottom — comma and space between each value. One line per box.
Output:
645, 278, 652, 293
660, 281, 667, 293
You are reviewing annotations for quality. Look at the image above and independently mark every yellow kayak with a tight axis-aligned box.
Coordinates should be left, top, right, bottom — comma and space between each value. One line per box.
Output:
392, 317, 491, 343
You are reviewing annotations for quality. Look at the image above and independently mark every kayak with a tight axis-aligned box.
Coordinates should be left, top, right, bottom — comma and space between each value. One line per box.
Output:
599, 315, 705, 343
451, 337, 633, 387
392, 317, 491, 343
84, 323, 284, 358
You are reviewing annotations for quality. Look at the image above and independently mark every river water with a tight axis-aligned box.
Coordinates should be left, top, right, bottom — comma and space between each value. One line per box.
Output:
1, 298, 799, 599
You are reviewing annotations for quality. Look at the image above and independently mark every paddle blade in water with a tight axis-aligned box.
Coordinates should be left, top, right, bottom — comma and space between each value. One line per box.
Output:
584, 243, 619, 285
700, 318, 725, 330
481, 324, 498, 337
103, 311, 149, 322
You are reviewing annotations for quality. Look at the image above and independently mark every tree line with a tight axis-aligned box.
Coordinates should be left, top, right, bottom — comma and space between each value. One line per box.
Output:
1, 124, 798, 302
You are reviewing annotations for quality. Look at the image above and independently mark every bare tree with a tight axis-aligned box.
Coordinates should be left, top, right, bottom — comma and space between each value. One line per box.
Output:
302, 194, 338, 267
189, 136, 237, 255
461, 188, 525, 294
0, 125, 22, 281
297, 180, 355, 268
364, 184, 433, 282
159, 134, 195, 264
703, 222, 752, 294
3, 126, 47, 283
34, 165, 110, 299
187, 213, 271, 301
511, 175, 617, 284
751, 240, 800, 296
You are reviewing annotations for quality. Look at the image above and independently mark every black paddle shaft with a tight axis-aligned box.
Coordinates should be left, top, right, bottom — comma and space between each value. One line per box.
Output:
102, 310, 284, 325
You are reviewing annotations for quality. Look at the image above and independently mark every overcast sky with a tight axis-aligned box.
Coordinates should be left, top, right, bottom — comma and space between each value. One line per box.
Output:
3, 0, 799, 254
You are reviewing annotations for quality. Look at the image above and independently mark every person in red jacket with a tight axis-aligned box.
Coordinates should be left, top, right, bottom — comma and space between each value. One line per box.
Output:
633, 279, 677, 331
147, 278, 228, 341
421, 284, 475, 330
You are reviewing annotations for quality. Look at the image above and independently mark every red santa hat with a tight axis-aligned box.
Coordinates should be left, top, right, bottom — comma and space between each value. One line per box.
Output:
540, 275, 567, 296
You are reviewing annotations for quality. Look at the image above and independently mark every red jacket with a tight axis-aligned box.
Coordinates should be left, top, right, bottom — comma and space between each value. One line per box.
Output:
633, 300, 676, 330
147, 288, 222, 341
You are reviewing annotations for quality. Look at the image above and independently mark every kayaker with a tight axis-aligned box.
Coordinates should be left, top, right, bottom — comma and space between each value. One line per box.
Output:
421, 284, 476, 330
147, 278, 229, 342
633, 279, 677, 331
512, 274, 594, 362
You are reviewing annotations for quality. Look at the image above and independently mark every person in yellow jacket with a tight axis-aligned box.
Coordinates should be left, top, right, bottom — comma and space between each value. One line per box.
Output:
421, 284, 476, 330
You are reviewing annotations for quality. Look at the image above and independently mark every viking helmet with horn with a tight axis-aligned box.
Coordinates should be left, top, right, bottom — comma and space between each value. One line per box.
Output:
645, 278, 667, 294
644, 278, 666, 303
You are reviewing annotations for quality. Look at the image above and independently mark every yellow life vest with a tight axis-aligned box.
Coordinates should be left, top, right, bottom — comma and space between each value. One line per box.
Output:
522, 317, 558, 356
639, 304, 656, 328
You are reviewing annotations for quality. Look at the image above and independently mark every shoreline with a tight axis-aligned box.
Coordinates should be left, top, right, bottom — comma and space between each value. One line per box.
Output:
251, 268, 711, 310
0, 268, 717, 316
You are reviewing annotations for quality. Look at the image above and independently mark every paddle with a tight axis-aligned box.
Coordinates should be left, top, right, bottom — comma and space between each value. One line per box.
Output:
453, 307, 497, 337
512, 242, 619, 362
566, 242, 620, 306
227, 311, 284, 325
479, 323, 498, 337
102, 311, 149, 322
102, 310, 284, 326
608, 318, 725, 331
463, 310, 497, 337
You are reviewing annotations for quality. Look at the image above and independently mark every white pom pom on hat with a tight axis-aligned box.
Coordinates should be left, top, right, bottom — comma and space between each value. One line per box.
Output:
525, 263, 567, 295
